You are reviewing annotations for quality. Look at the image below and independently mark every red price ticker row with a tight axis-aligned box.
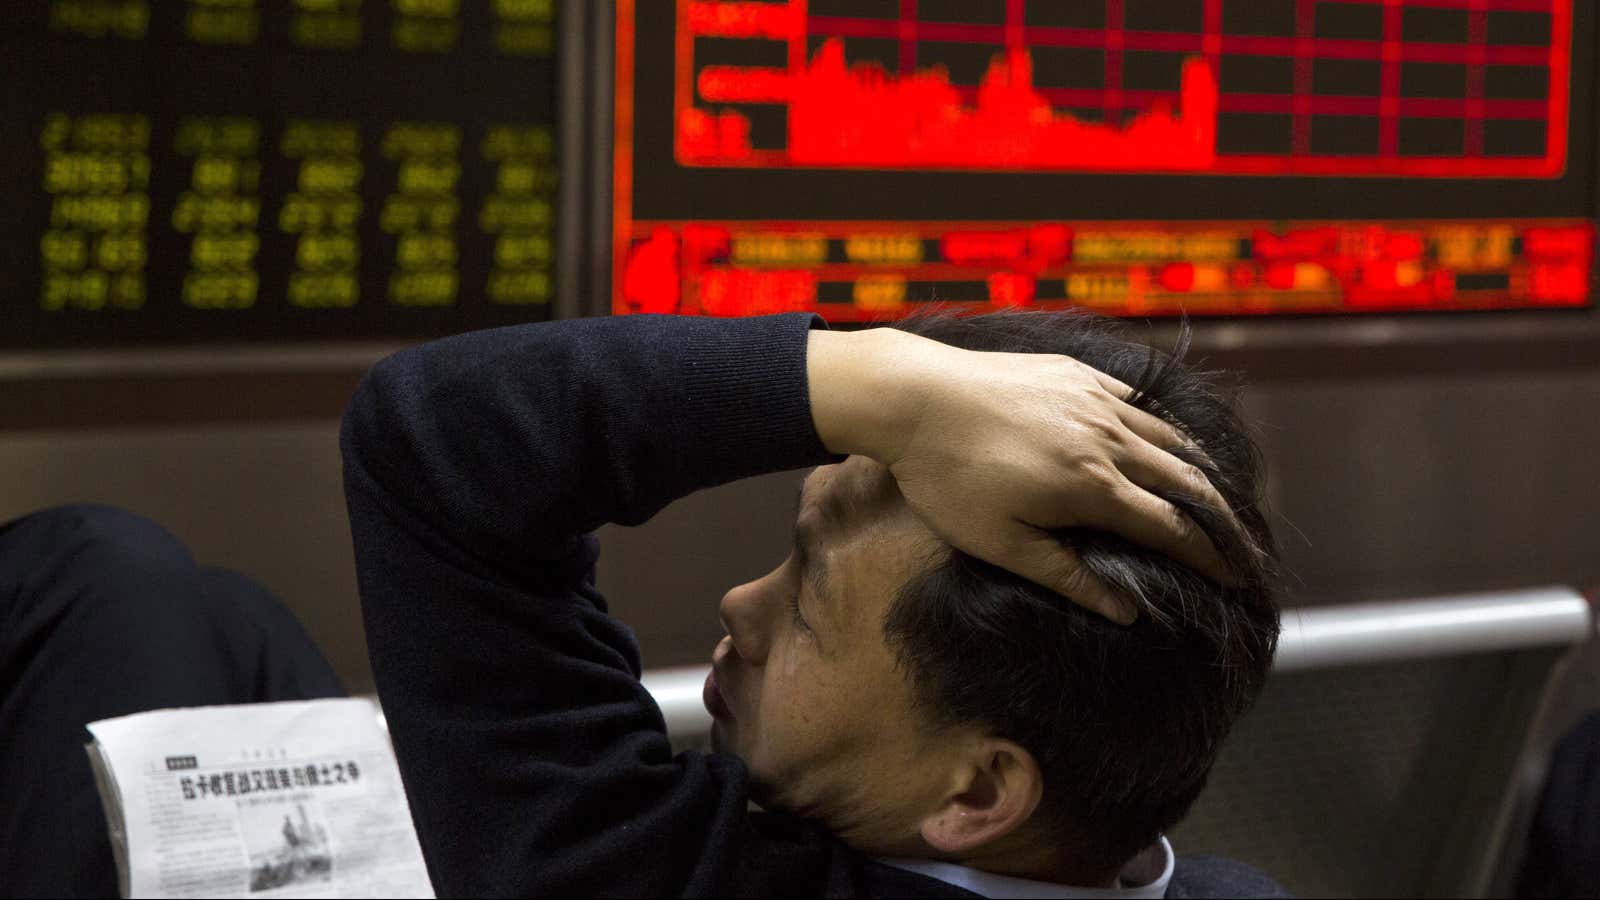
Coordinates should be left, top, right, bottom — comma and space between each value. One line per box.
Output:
619, 219, 1593, 320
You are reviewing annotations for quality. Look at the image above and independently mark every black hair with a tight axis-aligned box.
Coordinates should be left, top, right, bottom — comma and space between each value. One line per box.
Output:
882, 307, 1281, 873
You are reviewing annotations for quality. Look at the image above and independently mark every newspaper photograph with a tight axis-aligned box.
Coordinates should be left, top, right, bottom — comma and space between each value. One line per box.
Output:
86, 698, 434, 899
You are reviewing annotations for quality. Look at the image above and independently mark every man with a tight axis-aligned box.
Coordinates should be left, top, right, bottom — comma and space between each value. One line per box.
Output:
340, 308, 1285, 897
0, 307, 1279, 897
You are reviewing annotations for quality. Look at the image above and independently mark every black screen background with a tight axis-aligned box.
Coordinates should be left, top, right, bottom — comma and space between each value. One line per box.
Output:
0, 2, 561, 349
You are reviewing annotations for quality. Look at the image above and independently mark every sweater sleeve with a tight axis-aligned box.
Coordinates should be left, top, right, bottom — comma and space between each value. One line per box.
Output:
340, 313, 870, 897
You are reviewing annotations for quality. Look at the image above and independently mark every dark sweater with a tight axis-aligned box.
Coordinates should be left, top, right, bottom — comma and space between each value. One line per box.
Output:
340, 313, 1289, 899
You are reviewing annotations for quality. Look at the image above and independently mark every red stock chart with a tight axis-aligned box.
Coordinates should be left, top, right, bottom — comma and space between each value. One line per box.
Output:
614, 0, 1596, 320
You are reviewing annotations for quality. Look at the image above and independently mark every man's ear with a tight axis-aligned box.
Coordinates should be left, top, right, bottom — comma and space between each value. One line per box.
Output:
918, 739, 1044, 856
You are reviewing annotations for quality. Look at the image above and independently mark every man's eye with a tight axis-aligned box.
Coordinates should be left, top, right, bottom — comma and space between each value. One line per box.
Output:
786, 592, 809, 631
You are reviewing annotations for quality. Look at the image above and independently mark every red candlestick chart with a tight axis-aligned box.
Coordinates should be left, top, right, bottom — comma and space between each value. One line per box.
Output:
613, 0, 1593, 319
676, 0, 1571, 177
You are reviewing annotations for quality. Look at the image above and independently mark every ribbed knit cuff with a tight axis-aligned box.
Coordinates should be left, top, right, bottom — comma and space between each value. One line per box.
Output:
679, 313, 845, 484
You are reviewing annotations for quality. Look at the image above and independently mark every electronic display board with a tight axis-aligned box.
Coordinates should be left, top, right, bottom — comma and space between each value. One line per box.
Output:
0, 0, 560, 349
613, 0, 1597, 321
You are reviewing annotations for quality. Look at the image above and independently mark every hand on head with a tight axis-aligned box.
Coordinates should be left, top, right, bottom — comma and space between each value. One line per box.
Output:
808, 321, 1238, 624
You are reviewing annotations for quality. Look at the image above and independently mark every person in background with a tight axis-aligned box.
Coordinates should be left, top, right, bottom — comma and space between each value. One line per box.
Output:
0, 505, 344, 897
1517, 709, 1600, 898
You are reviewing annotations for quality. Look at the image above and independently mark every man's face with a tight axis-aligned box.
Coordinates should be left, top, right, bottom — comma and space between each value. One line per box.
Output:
706, 457, 962, 855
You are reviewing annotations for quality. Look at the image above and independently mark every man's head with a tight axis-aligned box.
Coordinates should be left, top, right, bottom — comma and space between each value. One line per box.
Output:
706, 309, 1280, 883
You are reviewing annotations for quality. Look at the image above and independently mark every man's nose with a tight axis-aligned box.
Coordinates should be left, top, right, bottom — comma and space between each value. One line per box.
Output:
718, 574, 779, 665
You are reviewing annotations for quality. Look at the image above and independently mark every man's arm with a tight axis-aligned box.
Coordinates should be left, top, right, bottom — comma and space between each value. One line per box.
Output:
342, 313, 844, 896
342, 312, 1227, 896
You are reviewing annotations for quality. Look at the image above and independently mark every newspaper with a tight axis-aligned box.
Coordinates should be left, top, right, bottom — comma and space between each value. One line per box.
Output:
85, 698, 435, 899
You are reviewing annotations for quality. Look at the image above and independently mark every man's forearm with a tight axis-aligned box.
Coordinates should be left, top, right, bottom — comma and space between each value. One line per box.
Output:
343, 313, 838, 572
341, 314, 848, 896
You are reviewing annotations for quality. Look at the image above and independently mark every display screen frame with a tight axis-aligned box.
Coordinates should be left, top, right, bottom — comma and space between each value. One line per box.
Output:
600, 0, 1600, 351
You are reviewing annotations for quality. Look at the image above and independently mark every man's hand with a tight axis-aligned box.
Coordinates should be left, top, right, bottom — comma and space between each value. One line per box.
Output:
808, 327, 1234, 624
